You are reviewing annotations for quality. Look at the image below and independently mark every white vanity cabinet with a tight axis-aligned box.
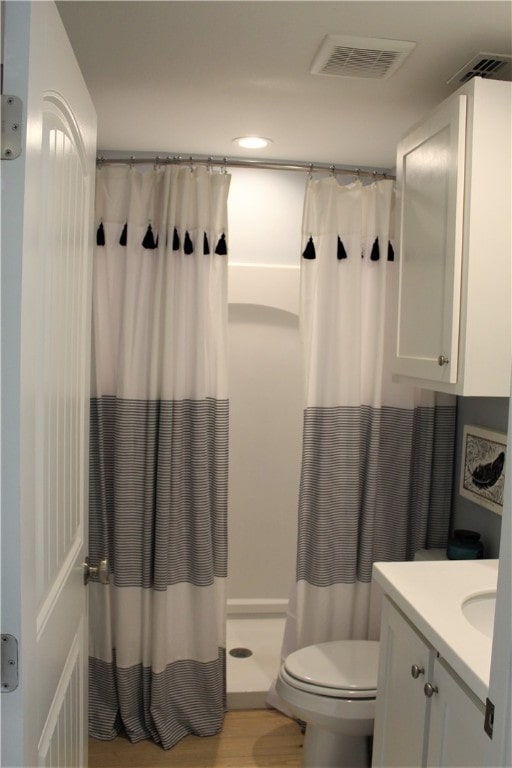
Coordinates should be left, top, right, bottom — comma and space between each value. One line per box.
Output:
393, 77, 511, 396
426, 655, 487, 768
373, 596, 487, 767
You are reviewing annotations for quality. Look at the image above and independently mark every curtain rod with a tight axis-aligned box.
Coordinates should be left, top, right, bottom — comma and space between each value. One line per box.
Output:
96, 154, 395, 180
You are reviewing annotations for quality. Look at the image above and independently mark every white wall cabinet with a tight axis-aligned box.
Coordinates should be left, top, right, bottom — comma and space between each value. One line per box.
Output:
393, 78, 511, 396
373, 597, 487, 767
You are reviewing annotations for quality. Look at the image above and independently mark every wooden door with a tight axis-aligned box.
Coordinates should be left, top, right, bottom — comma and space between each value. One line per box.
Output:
394, 94, 466, 385
1, 2, 97, 766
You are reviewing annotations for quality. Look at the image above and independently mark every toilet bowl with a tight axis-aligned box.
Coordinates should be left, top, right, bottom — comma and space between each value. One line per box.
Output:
276, 640, 379, 768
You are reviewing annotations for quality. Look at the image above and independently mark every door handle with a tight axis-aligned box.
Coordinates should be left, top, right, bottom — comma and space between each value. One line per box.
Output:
83, 557, 109, 585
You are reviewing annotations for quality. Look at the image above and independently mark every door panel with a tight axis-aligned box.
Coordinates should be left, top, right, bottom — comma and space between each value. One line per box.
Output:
394, 95, 466, 384
427, 658, 486, 767
1, 3, 96, 766
373, 597, 435, 767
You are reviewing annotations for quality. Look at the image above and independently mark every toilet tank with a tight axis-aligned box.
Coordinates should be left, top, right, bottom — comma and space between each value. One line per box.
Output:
413, 548, 448, 561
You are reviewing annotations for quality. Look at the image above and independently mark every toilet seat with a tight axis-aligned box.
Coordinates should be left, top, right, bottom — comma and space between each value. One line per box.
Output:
282, 640, 379, 699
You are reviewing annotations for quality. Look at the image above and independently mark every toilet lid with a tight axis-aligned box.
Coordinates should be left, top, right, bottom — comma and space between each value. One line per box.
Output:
283, 641, 379, 697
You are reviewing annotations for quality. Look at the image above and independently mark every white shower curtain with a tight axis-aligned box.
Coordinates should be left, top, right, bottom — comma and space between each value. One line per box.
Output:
88, 163, 230, 748
277, 176, 455, 665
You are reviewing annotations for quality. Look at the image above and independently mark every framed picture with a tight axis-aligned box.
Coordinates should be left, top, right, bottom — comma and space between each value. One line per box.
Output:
460, 425, 507, 515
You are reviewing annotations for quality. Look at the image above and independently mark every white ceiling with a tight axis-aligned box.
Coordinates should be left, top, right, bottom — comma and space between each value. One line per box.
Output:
57, 1, 512, 170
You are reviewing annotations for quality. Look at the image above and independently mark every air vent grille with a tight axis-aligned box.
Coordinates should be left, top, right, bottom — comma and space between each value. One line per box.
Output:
311, 35, 416, 80
448, 53, 512, 84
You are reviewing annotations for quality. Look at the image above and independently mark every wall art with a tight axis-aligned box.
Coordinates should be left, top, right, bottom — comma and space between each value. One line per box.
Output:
460, 424, 507, 515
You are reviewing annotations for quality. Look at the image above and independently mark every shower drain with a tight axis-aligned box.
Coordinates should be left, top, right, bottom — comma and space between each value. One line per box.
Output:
229, 647, 253, 658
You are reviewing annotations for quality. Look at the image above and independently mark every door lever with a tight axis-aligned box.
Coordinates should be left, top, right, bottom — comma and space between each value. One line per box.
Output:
83, 557, 110, 585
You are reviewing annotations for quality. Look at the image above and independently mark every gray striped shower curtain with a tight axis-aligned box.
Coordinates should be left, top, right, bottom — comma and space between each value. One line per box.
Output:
278, 177, 455, 665
88, 164, 230, 748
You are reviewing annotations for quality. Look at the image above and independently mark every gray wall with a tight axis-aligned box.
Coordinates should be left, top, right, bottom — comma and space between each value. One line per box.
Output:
452, 396, 509, 558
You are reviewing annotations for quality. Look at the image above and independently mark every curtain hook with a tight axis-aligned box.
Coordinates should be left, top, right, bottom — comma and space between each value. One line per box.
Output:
129, 155, 135, 169
222, 157, 227, 175
330, 164, 336, 178
207, 156, 213, 173
308, 163, 314, 180
189, 156, 194, 173
154, 156, 161, 170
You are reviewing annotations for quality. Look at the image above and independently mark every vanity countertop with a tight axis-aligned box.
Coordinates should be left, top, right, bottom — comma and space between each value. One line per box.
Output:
373, 558, 499, 703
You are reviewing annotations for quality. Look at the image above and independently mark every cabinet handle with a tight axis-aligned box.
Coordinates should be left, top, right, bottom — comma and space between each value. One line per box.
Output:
411, 664, 424, 679
437, 355, 449, 366
424, 682, 438, 698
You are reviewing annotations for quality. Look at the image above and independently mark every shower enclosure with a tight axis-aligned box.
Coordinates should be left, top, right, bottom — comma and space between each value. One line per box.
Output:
226, 262, 302, 707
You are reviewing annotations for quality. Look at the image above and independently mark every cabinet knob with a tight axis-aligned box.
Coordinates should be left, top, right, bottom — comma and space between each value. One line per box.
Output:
411, 664, 424, 679
424, 682, 438, 698
437, 355, 449, 366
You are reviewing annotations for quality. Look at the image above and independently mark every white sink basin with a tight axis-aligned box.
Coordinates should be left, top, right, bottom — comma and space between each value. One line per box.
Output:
462, 591, 496, 638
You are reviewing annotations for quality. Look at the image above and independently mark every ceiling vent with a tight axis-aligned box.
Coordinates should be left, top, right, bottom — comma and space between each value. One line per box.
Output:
448, 53, 512, 84
310, 35, 416, 80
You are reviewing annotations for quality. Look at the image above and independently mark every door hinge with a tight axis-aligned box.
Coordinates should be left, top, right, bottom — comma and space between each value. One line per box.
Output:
1, 94, 22, 159
484, 697, 495, 738
1, 634, 19, 692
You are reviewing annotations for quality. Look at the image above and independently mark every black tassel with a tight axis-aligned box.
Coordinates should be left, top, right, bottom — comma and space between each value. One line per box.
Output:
215, 233, 227, 255
203, 232, 210, 255
387, 241, 395, 262
96, 222, 105, 246
184, 231, 194, 255
142, 224, 157, 249
172, 227, 180, 251
302, 236, 316, 260
370, 237, 380, 261
119, 223, 127, 246
337, 237, 348, 260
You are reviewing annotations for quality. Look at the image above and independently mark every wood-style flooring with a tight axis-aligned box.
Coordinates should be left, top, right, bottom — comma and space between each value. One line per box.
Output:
88, 709, 303, 768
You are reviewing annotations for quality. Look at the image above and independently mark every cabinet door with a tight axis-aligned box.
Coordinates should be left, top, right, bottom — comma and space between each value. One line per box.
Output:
373, 598, 435, 767
426, 658, 487, 768
394, 95, 466, 384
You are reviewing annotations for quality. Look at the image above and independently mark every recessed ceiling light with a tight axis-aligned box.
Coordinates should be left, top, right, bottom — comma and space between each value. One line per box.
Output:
233, 136, 272, 150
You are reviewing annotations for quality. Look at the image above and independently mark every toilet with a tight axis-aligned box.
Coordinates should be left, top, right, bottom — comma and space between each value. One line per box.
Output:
276, 640, 379, 768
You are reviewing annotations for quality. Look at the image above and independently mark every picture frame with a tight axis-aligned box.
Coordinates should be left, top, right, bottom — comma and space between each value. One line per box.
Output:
460, 425, 507, 515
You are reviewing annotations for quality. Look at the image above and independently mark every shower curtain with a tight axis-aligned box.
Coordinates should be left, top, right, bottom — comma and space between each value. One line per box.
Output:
282, 176, 456, 656
88, 163, 230, 748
